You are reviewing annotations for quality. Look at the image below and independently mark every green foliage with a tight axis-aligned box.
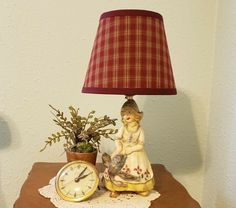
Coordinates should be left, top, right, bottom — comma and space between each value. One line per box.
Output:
75, 142, 96, 153
40, 105, 118, 153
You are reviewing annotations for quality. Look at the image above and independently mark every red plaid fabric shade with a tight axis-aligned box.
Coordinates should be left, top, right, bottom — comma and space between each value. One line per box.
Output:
82, 10, 176, 95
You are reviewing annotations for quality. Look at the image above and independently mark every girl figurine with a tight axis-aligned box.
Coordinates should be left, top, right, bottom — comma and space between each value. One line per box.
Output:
103, 97, 155, 197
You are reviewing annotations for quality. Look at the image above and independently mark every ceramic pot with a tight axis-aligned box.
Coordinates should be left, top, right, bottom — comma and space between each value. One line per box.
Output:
66, 150, 97, 165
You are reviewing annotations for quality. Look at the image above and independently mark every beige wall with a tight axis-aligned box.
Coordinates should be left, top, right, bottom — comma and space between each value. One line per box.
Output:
202, 0, 236, 207
0, 0, 216, 207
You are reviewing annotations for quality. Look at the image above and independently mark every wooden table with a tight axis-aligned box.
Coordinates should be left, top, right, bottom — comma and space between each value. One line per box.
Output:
14, 162, 201, 208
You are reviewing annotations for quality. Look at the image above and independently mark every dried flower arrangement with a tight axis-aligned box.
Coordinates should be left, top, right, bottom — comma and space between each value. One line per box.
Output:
40, 105, 118, 153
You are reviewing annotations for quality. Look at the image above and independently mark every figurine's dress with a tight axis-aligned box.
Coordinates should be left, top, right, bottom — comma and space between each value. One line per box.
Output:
104, 126, 155, 192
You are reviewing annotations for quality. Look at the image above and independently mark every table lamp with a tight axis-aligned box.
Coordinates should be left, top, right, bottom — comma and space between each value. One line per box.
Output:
82, 9, 176, 197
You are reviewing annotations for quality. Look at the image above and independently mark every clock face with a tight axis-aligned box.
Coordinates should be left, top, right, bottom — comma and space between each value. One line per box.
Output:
55, 161, 99, 202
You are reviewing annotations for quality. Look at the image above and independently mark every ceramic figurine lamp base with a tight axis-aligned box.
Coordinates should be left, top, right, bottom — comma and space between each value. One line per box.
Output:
103, 97, 155, 197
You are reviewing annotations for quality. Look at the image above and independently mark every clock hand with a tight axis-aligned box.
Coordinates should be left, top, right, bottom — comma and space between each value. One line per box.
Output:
74, 167, 87, 182
77, 167, 87, 178
78, 172, 93, 179
74, 172, 93, 182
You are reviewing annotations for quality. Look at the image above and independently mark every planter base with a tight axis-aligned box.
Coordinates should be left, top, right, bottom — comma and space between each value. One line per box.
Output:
66, 151, 97, 165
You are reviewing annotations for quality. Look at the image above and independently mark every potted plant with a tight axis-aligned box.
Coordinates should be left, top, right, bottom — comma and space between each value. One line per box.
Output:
40, 105, 118, 164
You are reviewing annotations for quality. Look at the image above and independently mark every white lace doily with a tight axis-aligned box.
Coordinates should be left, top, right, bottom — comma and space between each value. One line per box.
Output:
38, 176, 160, 208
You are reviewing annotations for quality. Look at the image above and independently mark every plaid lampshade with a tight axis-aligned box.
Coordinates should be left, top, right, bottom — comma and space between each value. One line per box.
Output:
82, 9, 177, 95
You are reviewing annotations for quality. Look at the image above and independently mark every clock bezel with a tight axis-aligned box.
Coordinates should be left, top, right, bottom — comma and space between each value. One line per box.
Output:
55, 160, 99, 202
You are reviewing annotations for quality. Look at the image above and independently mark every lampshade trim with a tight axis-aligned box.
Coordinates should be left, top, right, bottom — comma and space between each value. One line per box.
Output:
82, 87, 177, 95
100, 9, 163, 20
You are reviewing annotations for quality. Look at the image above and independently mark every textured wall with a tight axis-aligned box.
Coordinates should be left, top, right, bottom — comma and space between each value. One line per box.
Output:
202, 0, 236, 207
0, 0, 216, 207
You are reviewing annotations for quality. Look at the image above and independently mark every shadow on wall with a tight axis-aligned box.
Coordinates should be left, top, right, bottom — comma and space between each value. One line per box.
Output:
141, 91, 202, 174
0, 116, 12, 208
0, 117, 12, 149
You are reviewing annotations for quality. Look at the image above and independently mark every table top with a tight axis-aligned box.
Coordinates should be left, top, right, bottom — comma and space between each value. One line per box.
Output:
14, 162, 201, 208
